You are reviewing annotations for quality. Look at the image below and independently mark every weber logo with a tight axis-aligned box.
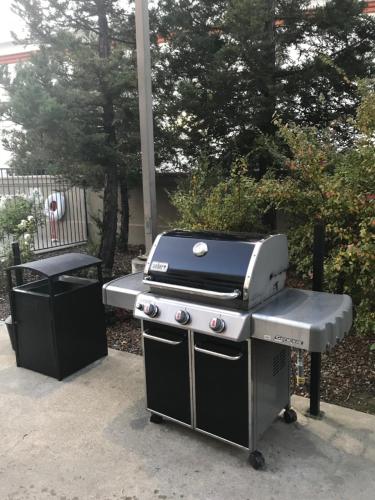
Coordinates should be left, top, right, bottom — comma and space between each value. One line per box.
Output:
150, 261, 169, 272
274, 335, 303, 347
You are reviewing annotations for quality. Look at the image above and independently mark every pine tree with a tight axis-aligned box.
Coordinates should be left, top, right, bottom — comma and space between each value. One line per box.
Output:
0, 0, 139, 274
153, 0, 375, 174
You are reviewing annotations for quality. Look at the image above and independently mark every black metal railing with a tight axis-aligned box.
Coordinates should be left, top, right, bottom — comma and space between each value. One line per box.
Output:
0, 168, 88, 255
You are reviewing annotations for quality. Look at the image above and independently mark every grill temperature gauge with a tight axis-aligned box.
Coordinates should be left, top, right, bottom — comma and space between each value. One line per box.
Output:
209, 317, 225, 333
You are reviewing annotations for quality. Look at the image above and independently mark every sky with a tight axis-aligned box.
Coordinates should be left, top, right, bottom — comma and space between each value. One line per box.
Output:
0, 0, 26, 44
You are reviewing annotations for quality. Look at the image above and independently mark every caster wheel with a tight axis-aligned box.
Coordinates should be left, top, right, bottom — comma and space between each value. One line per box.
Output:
284, 408, 297, 424
248, 450, 265, 470
150, 413, 164, 424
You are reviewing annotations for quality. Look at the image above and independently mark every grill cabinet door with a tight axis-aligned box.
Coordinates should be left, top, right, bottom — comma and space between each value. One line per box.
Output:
194, 333, 249, 447
143, 321, 191, 425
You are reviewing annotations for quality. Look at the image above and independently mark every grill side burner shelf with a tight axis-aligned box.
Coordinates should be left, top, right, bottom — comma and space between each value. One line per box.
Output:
103, 231, 352, 470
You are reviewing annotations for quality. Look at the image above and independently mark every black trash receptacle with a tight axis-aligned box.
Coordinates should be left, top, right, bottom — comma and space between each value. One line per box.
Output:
7, 253, 108, 380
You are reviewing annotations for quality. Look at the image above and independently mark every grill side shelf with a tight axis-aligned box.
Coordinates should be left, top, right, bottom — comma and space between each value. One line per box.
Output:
250, 288, 353, 352
102, 272, 148, 310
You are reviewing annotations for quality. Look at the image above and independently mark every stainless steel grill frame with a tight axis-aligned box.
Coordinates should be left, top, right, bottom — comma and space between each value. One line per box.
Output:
102, 230, 353, 469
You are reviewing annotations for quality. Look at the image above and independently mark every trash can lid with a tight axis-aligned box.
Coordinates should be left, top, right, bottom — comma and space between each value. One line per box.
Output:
9, 253, 102, 278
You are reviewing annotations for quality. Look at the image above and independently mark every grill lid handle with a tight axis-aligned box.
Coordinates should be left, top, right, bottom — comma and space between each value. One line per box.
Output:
143, 278, 241, 301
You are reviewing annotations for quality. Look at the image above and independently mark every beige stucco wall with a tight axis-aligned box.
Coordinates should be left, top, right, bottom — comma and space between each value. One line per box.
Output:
86, 173, 181, 247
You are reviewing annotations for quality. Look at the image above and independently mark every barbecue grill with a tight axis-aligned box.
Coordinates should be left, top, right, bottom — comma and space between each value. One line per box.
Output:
103, 230, 352, 469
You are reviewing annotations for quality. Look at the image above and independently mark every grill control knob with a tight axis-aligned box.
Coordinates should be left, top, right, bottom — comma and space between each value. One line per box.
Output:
144, 303, 159, 318
209, 317, 225, 333
175, 310, 190, 325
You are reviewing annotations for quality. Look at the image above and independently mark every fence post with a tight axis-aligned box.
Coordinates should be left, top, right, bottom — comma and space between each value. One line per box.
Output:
12, 241, 23, 286
83, 184, 89, 242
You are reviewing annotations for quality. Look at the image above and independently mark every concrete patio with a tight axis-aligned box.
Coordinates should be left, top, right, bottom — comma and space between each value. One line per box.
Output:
0, 324, 374, 500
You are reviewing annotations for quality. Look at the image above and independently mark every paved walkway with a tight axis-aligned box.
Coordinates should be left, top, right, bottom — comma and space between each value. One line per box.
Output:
0, 324, 374, 500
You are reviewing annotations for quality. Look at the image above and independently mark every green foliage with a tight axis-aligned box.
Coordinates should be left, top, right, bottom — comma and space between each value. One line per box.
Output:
0, 0, 141, 269
171, 83, 375, 335
153, 0, 375, 171
259, 82, 375, 335
259, 119, 375, 335
0, 192, 43, 245
0, 10, 139, 185
0, 194, 40, 286
171, 157, 266, 231
0, 196, 34, 239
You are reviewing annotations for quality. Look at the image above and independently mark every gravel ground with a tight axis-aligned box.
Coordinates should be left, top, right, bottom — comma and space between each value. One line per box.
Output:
1, 247, 373, 415
106, 317, 142, 355
292, 336, 375, 414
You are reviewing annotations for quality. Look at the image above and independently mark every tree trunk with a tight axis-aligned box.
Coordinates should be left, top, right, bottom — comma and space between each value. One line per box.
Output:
99, 166, 118, 275
256, 0, 277, 135
118, 172, 129, 253
96, 0, 118, 276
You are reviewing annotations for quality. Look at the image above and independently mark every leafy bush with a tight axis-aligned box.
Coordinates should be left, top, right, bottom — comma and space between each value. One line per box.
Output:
170, 157, 266, 233
171, 86, 375, 335
0, 196, 34, 239
259, 121, 374, 335
0, 190, 44, 285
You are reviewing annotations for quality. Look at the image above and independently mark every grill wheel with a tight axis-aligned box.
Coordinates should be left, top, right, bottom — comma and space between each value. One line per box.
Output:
283, 408, 298, 424
248, 450, 266, 470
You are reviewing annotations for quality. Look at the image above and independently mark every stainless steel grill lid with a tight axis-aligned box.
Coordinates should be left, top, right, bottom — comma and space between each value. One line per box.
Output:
145, 231, 257, 297
143, 231, 289, 308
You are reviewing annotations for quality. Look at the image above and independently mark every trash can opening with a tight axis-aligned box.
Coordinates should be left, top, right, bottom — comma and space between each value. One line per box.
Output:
15, 276, 95, 296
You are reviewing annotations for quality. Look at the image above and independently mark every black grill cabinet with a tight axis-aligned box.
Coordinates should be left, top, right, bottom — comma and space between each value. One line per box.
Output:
7, 253, 107, 380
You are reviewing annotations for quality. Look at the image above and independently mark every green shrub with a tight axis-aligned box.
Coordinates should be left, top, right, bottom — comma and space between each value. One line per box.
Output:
170, 157, 266, 233
171, 86, 375, 336
0, 192, 43, 286
259, 121, 374, 335
0, 196, 33, 239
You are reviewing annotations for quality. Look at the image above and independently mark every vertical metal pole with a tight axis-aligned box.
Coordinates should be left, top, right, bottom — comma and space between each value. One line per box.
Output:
310, 352, 321, 416
309, 221, 325, 417
12, 241, 23, 286
83, 184, 89, 242
97, 263, 103, 287
135, 0, 157, 253
312, 222, 325, 293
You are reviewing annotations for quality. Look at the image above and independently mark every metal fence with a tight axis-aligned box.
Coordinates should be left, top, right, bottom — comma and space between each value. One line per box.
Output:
0, 168, 88, 255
